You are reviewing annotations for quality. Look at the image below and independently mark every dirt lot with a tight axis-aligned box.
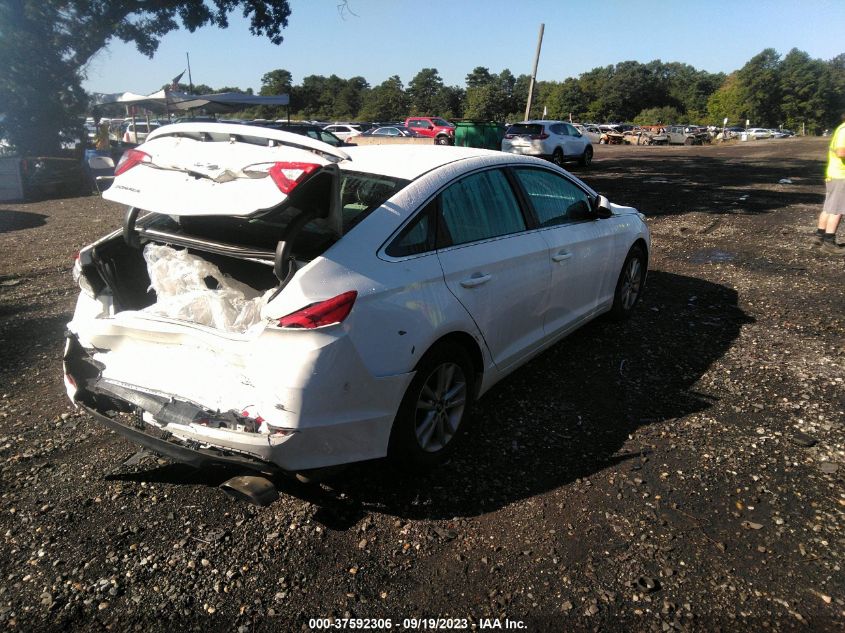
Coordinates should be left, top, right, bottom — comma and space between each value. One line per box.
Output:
0, 137, 843, 632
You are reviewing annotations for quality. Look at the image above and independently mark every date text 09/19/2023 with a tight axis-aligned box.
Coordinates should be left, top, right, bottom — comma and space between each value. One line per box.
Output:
307, 617, 527, 630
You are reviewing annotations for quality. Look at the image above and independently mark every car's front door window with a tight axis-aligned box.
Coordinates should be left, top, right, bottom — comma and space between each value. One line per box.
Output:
512, 168, 593, 227
439, 169, 526, 246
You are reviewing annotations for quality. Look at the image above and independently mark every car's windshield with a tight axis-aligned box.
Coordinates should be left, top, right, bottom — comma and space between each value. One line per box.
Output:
432, 118, 453, 127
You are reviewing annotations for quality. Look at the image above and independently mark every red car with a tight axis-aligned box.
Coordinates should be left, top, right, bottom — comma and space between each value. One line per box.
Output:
404, 116, 455, 145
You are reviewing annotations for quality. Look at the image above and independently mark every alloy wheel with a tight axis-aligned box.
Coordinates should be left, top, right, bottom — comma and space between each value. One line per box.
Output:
414, 362, 467, 452
620, 257, 643, 310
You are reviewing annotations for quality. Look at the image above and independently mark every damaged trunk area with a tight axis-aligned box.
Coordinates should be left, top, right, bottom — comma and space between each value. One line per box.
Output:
92, 236, 280, 332
66, 167, 410, 470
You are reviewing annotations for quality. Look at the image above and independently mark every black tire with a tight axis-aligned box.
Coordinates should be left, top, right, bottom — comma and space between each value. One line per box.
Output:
684, 136, 694, 146
552, 147, 565, 166
609, 245, 647, 321
579, 145, 593, 167
435, 135, 450, 146
387, 343, 475, 470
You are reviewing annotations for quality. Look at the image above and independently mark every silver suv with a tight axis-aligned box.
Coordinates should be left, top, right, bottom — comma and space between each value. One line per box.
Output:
501, 120, 593, 167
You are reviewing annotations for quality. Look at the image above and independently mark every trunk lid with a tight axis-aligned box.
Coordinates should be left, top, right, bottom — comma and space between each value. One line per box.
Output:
103, 122, 349, 217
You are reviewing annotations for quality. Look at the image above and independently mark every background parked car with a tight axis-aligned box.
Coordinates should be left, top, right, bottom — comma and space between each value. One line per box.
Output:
502, 120, 593, 167
362, 125, 421, 137
121, 122, 161, 144
260, 123, 345, 147
323, 124, 364, 141
573, 123, 602, 144
404, 117, 455, 145
746, 128, 772, 140
665, 125, 708, 145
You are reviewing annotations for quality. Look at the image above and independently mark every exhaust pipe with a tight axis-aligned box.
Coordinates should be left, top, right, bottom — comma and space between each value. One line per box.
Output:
220, 475, 279, 507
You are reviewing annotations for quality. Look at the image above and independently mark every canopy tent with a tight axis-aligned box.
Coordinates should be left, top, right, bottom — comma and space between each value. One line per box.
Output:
91, 89, 183, 114
91, 90, 289, 115
170, 92, 289, 113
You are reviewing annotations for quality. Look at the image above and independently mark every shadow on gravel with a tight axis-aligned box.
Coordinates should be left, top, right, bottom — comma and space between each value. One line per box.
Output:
303, 270, 754, 525
0, 313, 70, 381
100, 271, 753, 527
0, 209, 48, 233
584, 155, 824, 217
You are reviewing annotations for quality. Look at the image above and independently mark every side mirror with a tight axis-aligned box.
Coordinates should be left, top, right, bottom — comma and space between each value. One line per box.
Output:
594, 195, 613, 219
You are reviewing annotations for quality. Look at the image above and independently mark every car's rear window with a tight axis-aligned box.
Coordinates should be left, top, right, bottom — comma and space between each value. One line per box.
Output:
506, 123, 544, 136
142, 170, 409, 260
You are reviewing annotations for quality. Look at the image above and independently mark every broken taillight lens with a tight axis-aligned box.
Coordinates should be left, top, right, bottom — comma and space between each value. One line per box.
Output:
277, 291, 357, 329
114, 149, 151, 176
266, 162, 320, 194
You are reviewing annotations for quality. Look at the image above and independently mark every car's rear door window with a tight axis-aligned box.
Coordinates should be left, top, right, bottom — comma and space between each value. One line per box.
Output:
512, 168, 593, 227
439, 169, 526, 246
385, 200, 437, 257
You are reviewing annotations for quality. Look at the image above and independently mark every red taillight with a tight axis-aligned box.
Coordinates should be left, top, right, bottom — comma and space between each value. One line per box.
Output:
504, 134, 515, 139
114, 149, 151, 176
267, 162, 320, 194
277, 291, 357, 329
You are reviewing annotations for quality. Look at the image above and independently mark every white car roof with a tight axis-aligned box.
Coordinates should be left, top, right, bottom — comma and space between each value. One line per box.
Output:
338, 145, 508, 180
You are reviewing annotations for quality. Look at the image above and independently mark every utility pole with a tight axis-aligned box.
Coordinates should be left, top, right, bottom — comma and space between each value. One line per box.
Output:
186, 52, 194, 93
524, 23, 545, 121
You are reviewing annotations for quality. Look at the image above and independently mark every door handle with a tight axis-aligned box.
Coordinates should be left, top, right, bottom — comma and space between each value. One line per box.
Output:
552, 251, 573, 262
460, 273, 492, 288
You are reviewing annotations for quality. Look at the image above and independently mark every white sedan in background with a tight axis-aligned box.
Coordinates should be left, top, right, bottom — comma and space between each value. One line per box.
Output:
65, 123, 649, 476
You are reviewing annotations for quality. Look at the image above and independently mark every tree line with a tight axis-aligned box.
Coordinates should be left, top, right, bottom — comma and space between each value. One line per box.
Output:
231, 49, 843, 134
0, 0, 842, 155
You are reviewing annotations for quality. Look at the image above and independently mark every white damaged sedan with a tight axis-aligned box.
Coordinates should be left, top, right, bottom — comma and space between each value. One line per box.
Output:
64, 123, 649, 474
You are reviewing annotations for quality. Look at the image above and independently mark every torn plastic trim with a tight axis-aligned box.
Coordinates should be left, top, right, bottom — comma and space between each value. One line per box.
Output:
78, 401, 280, 473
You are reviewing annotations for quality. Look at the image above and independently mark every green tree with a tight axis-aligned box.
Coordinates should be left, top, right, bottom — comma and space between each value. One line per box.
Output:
706, 73, 747, 125
0, 2, 86, 154
735, 48, 782, 127
358, 76, 408, 121
634, 106, 682, 126
465, 67, 494, 90
780, 49, 832, 132
260, 69, 293, 96
0, 0, 292, 154
432, 85, 465, 119
407, 68, 444, 115
333, 77, 369, 120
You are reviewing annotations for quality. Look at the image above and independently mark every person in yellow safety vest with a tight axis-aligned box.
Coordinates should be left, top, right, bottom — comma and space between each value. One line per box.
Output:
94, 120, 110, 151
813, 113, 845, 255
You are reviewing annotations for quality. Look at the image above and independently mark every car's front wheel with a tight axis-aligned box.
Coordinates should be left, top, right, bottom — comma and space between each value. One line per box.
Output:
388, 344, 474, 470
609, 245, 646, 321
435, 135, 451, 145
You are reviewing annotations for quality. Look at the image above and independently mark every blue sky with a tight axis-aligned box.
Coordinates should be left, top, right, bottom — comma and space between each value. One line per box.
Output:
82, 0, 845, 95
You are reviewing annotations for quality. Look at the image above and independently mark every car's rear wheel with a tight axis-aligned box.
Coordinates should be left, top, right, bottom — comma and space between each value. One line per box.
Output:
388, 344, 474, 470
684, 136, 694, 146
609, 245, 646, 321
579, 146, 593, 167
552, 147, 565, 166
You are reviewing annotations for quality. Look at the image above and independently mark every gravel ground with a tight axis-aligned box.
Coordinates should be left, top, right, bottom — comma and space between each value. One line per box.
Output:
0, 137, 842, 632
